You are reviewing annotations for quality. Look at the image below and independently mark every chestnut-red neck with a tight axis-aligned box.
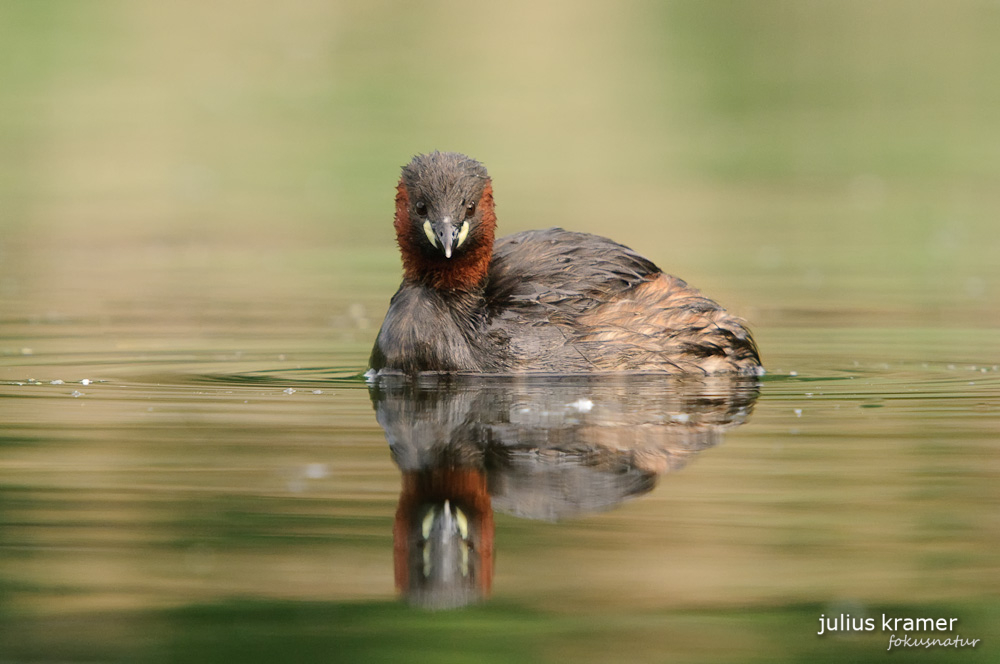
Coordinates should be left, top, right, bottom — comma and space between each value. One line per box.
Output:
394, 182, 496, 291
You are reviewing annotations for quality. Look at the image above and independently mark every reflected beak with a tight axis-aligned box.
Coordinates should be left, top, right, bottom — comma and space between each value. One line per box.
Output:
441, 498, 454, 530
422, 218, 470, 259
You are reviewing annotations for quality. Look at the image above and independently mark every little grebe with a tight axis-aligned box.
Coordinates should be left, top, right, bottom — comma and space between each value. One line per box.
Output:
369, 152, 762, 375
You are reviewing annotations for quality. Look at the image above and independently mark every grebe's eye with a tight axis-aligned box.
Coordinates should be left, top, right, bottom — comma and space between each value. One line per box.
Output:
465, 201, 477, 218
415, 201, 427, 216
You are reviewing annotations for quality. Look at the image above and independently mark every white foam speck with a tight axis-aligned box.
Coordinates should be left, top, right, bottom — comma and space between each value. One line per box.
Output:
50, 379, 64, 385
364, 368, 378, 382
80, 379, 91, 386
71, 391, 84, 398
794, 409, 802, 417
670, 413, 691, 423
312, 389, 323, 395
568, 398, 593, 413
283, 388, 296, 395
305, 463, 327, 479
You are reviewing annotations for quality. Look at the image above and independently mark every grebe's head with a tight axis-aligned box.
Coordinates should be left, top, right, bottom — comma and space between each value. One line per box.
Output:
394, 152, 497, 289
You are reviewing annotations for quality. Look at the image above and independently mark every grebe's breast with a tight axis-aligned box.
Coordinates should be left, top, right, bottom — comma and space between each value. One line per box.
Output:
370, 284, 485, 374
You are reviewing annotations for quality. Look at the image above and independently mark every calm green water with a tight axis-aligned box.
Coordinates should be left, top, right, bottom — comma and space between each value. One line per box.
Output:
2, 2, 999, 662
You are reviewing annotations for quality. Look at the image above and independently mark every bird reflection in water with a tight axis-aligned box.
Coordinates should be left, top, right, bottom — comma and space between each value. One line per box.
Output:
370, 375, 759, 609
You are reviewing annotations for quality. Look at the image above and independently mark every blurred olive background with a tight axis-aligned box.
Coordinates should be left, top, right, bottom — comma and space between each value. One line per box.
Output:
3, 0, 998, 336
2, 1, 1000, 663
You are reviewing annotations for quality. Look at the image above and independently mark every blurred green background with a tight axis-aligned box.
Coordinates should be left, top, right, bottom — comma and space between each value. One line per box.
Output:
2, 2, 1000, 663
2, 0, 998, 338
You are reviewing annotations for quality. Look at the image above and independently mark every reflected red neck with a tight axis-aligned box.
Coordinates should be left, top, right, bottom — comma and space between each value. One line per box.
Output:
394, 182, 496, 291
393, 468, 495, 596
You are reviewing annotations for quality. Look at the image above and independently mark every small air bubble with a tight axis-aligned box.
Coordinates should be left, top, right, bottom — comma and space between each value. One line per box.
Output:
794, 409, 802, 417
312, 389, 323, 395
283, 388, 296, 395
50, 379, 64, 385
70, 391, 84, 398
80, 379, 92, 386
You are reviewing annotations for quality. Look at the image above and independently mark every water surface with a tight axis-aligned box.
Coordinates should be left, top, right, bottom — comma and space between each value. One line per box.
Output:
2, 309, 997, 662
